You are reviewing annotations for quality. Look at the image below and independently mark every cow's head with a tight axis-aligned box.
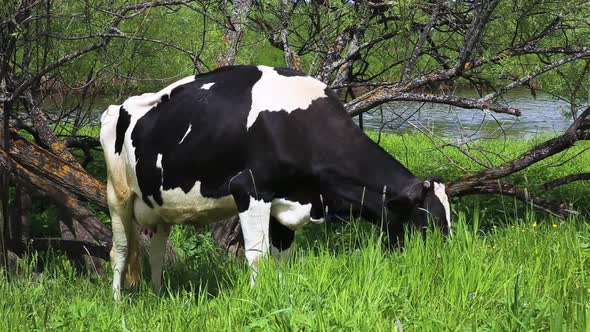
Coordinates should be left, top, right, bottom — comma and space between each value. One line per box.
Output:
387, 177, 451, 238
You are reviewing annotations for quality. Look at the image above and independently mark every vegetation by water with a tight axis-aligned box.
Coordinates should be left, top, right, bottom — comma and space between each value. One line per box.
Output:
4, 133, 589, 331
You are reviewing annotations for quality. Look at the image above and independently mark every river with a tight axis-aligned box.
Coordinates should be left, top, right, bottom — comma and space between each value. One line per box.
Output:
357, 87, 574, 140
59, 87, 573, 140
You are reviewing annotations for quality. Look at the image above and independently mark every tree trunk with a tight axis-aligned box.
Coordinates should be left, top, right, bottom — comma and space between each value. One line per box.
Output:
58, 207, 105, 275
0, 103, 10, 277
0, 144, 112, 244
210, 216, 243, 257
217, 0, 253, 67
8, 184, 31, 255
0, 186, 8, 275
0, 129, 182, 269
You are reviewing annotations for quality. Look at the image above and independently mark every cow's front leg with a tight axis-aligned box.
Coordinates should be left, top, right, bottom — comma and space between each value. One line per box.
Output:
269, 216, 294, 265
148, 223, 171, 294
239, 197, 271, 287
230, 171, 272, 287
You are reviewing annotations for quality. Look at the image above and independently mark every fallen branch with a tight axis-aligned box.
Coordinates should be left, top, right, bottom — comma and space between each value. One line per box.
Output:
346, 91, 522, 117
9, 132, 107, 209
210, 216, 243, 256
30, 238, 110, 261
445, 108, 590, 216
449, 107, 590, 193
543, 173, 590, 190
0, 140, 111, 246
454, 180, 574, 217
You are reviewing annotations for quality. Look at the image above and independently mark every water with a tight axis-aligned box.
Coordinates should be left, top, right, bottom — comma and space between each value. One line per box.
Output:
357, 88, 574, 140
52, 87, 574, 140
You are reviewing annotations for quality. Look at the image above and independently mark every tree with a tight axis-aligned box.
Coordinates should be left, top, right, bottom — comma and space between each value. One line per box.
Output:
0, 0, 201, 271
212, 0, 590, 251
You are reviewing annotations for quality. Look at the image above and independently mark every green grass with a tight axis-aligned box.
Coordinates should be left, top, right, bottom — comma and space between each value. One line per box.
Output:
4, 132, 590, 331
2, 216, 589, 331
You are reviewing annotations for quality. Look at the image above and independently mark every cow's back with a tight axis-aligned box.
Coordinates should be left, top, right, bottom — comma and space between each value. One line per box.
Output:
129, 66, 265, 205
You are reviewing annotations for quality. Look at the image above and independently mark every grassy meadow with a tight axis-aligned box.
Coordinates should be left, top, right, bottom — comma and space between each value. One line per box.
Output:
2, 133, 589, 331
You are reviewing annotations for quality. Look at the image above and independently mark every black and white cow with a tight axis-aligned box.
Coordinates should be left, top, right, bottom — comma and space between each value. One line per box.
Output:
100, 65, 451, 300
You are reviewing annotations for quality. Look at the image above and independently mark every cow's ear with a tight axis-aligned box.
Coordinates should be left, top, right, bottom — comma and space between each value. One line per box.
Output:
428, 175, 444, 184
412, 180, 432, 203
388, 180, 432, 207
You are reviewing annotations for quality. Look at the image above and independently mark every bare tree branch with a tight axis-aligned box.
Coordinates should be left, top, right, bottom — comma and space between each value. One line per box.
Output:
346, 91, 522, 117
447, 107, 590, 201
11, 0, 197, 101
458, 180, 574, 216
480, 49, 590, 102
402, 0, 443, 82
543, 173, 590, 190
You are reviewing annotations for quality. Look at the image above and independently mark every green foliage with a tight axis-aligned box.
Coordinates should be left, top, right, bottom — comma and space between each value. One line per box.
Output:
12, 0, 589, 103
370, 131, 590, 218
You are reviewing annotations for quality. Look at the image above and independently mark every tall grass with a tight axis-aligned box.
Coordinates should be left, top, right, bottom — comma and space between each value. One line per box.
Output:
2, 213, 588, 331
3, 132, 589, 330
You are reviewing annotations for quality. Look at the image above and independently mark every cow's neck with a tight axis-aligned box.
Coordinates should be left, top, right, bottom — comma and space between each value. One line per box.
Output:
317, 132, 418, 220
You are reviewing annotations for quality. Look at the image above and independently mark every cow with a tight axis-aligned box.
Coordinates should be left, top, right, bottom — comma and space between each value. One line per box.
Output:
100, 65, 451, 300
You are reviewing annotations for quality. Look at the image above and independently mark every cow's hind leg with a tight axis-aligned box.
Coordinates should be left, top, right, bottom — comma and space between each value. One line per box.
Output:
107, 182, 137, 301
230, 171, 272, 287
134, 198, 170, 294
110, 210, 130, 301
148, 223, 171, 294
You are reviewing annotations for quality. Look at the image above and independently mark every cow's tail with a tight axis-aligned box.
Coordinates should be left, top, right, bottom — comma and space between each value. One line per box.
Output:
124, 215, 142, 287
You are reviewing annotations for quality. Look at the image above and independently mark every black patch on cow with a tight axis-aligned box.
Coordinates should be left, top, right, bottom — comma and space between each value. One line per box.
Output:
114, 106, 131, 155
161, 94, 169, 102
130, 66, 263, 206
275, 67, 306, 77
270, 217, 294, 251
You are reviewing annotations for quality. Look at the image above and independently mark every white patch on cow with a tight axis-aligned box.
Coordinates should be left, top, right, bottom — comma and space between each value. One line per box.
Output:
246, 65, 327, 129
154, 181, 237, 225
178, 124, 192, 144
200, 82, 215, 90
147, 196, 159, 209
434, 182, 451, 231
101, 104, 120, 125
155, 153, 163, 169
271, 198, 313, 230
239, 196, 272, 287
156, 76, 196, 101
110, 76, 196, 193
311, 194, 325, 224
